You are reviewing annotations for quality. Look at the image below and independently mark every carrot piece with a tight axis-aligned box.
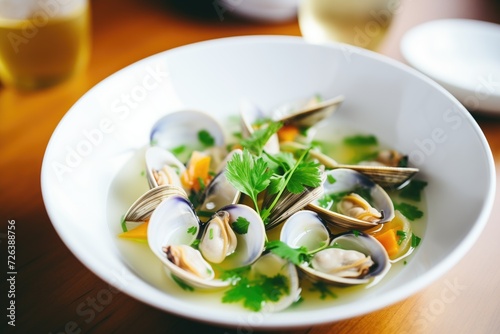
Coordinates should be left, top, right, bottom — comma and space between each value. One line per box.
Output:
181, 151, 212, 192
277, 125, 300, 142
119, 221, 148, 241
374, 229, 399, 258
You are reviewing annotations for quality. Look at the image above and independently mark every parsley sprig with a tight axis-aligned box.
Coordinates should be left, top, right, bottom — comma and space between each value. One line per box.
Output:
225, 149, 273, 217
219, 265, 290, 312
225, 120, 322, 224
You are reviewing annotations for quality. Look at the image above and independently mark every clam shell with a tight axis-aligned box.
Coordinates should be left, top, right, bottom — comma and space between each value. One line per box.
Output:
272, 95, 344, 128
280, 212, 390, 286
148, 195, 230, 289
249, 253, 301, 312
150, 110, 225, 161
307, 168, 395, 230
123, 185, 187, 223
145, 146, 186, 189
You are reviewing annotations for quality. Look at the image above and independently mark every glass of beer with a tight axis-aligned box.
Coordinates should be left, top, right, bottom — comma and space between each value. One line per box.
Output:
0, 0, 91, 90
298, 0, 397, 51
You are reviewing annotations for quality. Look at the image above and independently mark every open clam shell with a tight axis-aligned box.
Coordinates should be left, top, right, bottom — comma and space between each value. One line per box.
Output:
213, 204, 267, 268
148, 195, 266, 289
123, 185, 187, 223
148, 196, 229, 289
307, 168, 395, 230
281, 211, 390, 286
281, 141, 418, 189
249, 253, 301, 312
145, 146, 186, 189
272, 95, 344, 128
150, 110, 226, 162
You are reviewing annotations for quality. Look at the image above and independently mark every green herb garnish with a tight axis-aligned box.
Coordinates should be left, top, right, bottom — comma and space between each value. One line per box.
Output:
120, 215, 127, 233
187, 226, 197, 235
240, 121, 283, 156
171, 144, 186, 156
411, 234, 422, 248
394, 202, 424, 221
190, 239, 200, 249
327, 174, 336, 184
171, 274, 194, 291
225, 149, 273, 217
232, 216, 250, 234
396, 230, 407, 245
198, 129, 215, 147
309, 281, 338, 300
343, 134, 378, 146
209, 228, 214, 240
222, 274, 289, 312
265, 240, 312, 266
399, 179, 428, 202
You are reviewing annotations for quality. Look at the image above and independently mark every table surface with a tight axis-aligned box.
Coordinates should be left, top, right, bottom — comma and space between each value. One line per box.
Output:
1, 0, 500, 333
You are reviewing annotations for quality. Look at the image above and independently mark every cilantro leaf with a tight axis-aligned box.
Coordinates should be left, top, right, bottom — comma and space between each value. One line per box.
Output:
343, 134, 378, 146
286, 159, 322, 194
399, 179, 428, 202
232, 216, 250, 234
240, 121, 283, 156
394, 202, 424, 221
309, 281, 337, 300
266, 240, 311, 266
411, 233, 422, 248
187, 226, 197, 235
198, 129, 215, 147
222, 273, 289, 312
225, 149, 273, 215
268, 175, 286, 195
171, 274, 194, 291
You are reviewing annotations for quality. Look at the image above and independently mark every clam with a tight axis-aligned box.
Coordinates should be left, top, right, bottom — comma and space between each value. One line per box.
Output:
240, 95, 344, 151
148, 196, 266, 289
123, 185, 187, 223
196, 149, 242, 218
281, 210, 390, 286
145, 146, 186, 189
271, 95, 344, 129
150, 110, 226, 162
240, 100, 280, 154
281, 141, 418, 189
199, 211, 237, 263
249, 253, 301, 312
307, 168, 395, 230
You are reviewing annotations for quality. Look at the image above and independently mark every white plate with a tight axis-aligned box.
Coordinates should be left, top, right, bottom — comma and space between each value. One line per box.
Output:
41, 36, 495, 329
401, 19, 500, 114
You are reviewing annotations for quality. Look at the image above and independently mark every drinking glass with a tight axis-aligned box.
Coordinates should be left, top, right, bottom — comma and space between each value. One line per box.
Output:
0, 0, 90, 90
298, 0, 397, 51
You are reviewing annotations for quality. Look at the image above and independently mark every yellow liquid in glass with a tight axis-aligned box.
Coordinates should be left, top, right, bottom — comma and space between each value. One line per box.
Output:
299, 0, 393, 51
0, 4, 90, 89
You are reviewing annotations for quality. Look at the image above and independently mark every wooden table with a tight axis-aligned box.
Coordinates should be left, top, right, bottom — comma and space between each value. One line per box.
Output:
1, 0, 499, 333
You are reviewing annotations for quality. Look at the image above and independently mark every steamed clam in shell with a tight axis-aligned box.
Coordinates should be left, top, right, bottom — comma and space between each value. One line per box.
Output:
271, 94, 344, 129
308, 168, 395, 230
280, 210, 390, 286
150, 110, 225, 161
147, 196, 266, 289
145, 146, 186, 189
281, 141, 418, 189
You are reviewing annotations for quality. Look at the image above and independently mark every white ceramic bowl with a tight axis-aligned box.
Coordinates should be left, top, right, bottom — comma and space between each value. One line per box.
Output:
41, 36, 495, 329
